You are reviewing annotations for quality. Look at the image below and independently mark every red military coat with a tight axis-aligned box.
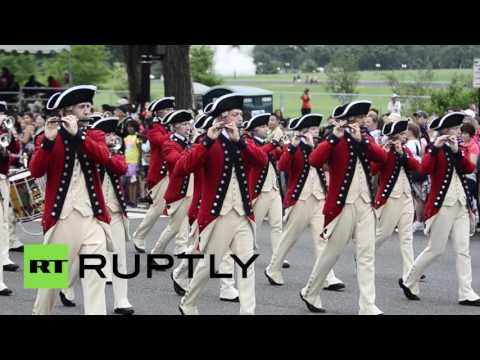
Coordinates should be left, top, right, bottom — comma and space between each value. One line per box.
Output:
0, 129, 20, 175
183, 134, 206, 226
162, 133, 192, 207
309, 131, 388, 227
371, 146, 420, 209
100, 153, 129, 216
278, 141, 328, 210
174, 133, 268, 233
244, 134, 283, 201
145, 122, 169, 190
420, 144, 475, 221
29, 127, 111, 234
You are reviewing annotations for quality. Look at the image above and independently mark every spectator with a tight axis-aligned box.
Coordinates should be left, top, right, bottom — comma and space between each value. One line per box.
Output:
47, 76, 62, 89
405, 122, 427, 233
300, 88, 311, 115
19, 112, 36, 157
63, 71, 70, 85
266, 113, 284, 142
412, 110, 431, 151
123, 120, 141, 207
23, 75, 45, 97
34, 114, 45, 131
460, 123, 479, 208
47, 76, 63, 98
387, 93, 401, 114
139, 138, 151, 204
115, 105, 131, 139
364, 112, 381, 143
2, 75, 20, 104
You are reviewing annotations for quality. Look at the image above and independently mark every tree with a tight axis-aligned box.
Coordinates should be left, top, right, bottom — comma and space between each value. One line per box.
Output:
300, 59, 318, 73
163, 45, 193, 109
324, 53, 360, 102
383, 68, 434, 115
42, 45, 112, 85
0, 53, 38, 84
427, 73, 476, 115
123, 45, 143, 104
190, 46, 222, 86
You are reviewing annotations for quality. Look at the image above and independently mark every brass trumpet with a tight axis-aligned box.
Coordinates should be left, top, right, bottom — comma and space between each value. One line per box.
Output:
0, 132, 11, 148
107, 134, 123, 152
0, 115, 14, 132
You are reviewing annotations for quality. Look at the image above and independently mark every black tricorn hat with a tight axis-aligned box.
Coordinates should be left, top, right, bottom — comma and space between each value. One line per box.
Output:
163, 110, 193, 126
194, 113, 214, 130
49, 85, 96, 110
203, 102, 214, 113
91, 117, 119, 134
102, 104, 116, 112
148, 97, 175, 112
289, 113, 323, 131
429, 112, 465, 131
382, 120, 409, 137
242, 113, 271, 131
45, 92, 61, 111
333, 100, 372, 120
287, 117, 300, 130
207, 93, 244, 119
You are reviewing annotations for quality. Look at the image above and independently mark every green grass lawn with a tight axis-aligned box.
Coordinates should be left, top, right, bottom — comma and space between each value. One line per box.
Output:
223, 68, 472, 82
95, 68, 464, 118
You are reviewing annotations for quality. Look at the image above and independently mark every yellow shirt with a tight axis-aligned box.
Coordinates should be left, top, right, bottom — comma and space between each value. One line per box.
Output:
124, 135, 140, 165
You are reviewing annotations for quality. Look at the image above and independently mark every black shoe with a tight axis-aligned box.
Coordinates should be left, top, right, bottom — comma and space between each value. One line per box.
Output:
282, 261, 291, 269
114, 307, 135, 315
9, 246, 24, 253
171, 272, 186, 296
459, 299, 480, 307
264, 269, 282, 286
133, 243, 145, 254
299, 291, 326, 313
59, 291, 76, 307
106, 281, 112, 285
398, 279, 420, 301
323, 283, 346, 292
178, 304, 186, 315
420, 274, 426, 281
3, 264, 19, 272
220, 296, 239, 303
0, 288, 13, 296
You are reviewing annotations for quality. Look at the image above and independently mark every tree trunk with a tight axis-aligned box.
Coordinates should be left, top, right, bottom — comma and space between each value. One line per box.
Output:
123, 45, 142, 105
163, 45, 193, 109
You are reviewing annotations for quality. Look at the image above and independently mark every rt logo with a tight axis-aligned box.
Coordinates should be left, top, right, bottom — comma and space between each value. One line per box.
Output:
24, 244, 69, 289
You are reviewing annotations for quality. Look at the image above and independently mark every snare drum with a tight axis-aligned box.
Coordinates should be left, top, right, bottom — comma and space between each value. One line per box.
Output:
8, 169, 45, 222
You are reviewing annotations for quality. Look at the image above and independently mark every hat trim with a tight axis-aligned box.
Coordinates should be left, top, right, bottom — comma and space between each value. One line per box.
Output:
333, 100, 372, 119
53, 85, 97, 109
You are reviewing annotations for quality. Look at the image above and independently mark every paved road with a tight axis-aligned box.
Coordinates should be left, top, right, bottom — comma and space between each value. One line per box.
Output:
2, 212, 480, 315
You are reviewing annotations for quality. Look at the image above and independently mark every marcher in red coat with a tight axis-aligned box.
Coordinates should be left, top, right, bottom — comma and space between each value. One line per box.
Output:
132, 97, 175, 252
150, 110, 195, 260
0, 116, 20, 296
371, 120, 421, 285
59, 117, 135, 315
300, 100, 387, 315
171, 111, 240, 302
178, 93, 267, 315
30, 85, 111, 315
265, 114, 344, 290
243, 113, 284, 261
400, 112, 480, 306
